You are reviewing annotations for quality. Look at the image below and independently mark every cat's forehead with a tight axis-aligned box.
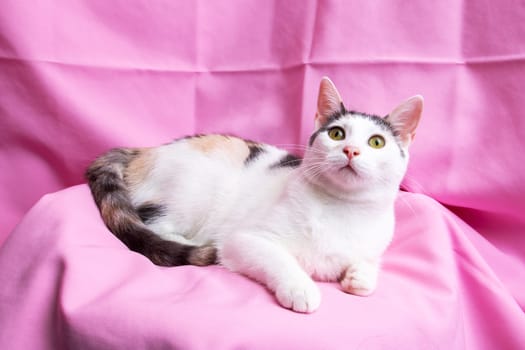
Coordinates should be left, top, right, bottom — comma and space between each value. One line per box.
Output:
327, 112, 395, 135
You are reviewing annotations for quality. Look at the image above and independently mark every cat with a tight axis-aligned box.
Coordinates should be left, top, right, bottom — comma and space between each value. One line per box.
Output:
86, 77, 423, 313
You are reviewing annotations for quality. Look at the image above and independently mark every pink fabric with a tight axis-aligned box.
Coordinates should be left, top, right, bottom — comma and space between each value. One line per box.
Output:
1, 186, 523, 349
1, 1, 524, 348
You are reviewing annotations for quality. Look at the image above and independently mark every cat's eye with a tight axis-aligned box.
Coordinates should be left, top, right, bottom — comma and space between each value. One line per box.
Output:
368, 135, 386, 149
328, 127, 345, 141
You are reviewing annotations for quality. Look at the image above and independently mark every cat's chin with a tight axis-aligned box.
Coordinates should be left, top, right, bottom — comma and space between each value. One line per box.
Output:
337, 164, 368, 186
311, 172, 371, 199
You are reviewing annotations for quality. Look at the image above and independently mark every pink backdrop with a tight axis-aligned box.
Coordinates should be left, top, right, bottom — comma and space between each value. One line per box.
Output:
1, 1, 524, 349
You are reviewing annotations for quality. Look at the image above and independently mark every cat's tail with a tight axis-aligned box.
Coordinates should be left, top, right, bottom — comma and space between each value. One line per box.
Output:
85, 148, 217, 267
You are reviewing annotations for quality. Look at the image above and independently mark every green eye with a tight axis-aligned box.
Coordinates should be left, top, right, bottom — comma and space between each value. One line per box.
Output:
368, 135, 386, 149
328, 127, 345, 141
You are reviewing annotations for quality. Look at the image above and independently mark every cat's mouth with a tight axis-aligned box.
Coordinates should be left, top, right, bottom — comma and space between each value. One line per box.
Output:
340, 164, 359, 176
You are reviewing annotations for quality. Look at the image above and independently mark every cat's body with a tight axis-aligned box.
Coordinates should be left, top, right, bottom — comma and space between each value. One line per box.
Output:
87, 78, 423, 313
132, 136, 296, 247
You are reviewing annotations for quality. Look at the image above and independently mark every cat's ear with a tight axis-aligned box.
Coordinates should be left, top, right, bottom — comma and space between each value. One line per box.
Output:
315, 77, 345, 129
386, 95, 423, 147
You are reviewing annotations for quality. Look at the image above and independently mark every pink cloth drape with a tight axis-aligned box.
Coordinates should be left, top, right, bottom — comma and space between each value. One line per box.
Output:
1, 1, 524, 348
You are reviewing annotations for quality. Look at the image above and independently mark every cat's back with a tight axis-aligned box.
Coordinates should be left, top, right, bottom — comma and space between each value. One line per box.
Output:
128, 135, 302, 239
152, 134, 301, 194
151, 134, 301, 180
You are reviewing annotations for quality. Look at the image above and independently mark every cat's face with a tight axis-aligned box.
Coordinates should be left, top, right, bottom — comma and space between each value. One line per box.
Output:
303, 77, 423, 195
306, 113, 409, 191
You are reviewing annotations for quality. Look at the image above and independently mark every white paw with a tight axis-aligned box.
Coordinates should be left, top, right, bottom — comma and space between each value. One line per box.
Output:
275, 278, 321, 313
340, 263, 378, 296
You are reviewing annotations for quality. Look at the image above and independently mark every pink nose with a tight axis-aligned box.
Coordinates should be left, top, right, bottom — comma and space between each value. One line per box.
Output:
343, 146, 360, 159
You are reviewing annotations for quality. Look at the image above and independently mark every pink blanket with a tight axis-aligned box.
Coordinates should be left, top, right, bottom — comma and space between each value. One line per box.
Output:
1, 1, 524, 349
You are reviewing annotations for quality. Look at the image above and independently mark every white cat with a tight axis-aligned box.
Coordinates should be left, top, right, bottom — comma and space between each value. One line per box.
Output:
86, 77, 423, 313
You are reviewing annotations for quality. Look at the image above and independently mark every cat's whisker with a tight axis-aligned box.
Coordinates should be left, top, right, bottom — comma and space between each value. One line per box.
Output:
275, 144, 326, 156
298, 162, 328, 183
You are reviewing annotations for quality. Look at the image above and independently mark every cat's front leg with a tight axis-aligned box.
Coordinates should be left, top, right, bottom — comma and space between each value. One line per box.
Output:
274, 270, 320, 313
340, 259, 381, 296
219, 233, 321, 313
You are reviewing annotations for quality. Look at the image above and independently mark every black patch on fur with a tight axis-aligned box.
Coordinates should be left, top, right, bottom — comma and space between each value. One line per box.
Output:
177, 134, 205, 142
271, 153, 302, 169
308, 126, 326, 146
358, 113, 397, 136
136, 203, 166, 224
245, 144, 265, 165
114, 223, 217, 267
185, 134, 204, 139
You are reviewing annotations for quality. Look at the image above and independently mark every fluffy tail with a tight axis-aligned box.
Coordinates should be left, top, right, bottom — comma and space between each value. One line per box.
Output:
85, 148, 217, 266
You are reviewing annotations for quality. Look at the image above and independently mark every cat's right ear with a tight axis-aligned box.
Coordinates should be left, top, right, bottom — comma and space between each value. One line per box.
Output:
315, 77, 345, 129
386, 95, 424, 147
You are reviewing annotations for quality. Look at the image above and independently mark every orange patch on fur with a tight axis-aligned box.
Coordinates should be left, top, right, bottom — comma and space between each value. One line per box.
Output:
125, 148, 155, 188
187, 135, 251, 164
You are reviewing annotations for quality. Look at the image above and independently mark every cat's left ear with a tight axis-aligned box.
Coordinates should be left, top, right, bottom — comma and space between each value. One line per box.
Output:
315, 77, 346, 129
386, 95, 424, 147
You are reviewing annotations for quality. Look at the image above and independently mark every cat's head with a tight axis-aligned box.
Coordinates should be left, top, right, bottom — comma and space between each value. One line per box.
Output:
304, 77, 423, 197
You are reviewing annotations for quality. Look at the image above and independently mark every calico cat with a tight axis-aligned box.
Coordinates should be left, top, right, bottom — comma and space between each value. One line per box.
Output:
86, 77, 423, 313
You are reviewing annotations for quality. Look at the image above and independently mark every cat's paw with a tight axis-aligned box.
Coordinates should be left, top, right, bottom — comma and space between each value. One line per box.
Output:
275, 278, 321, 313
340, 263, 378, 296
